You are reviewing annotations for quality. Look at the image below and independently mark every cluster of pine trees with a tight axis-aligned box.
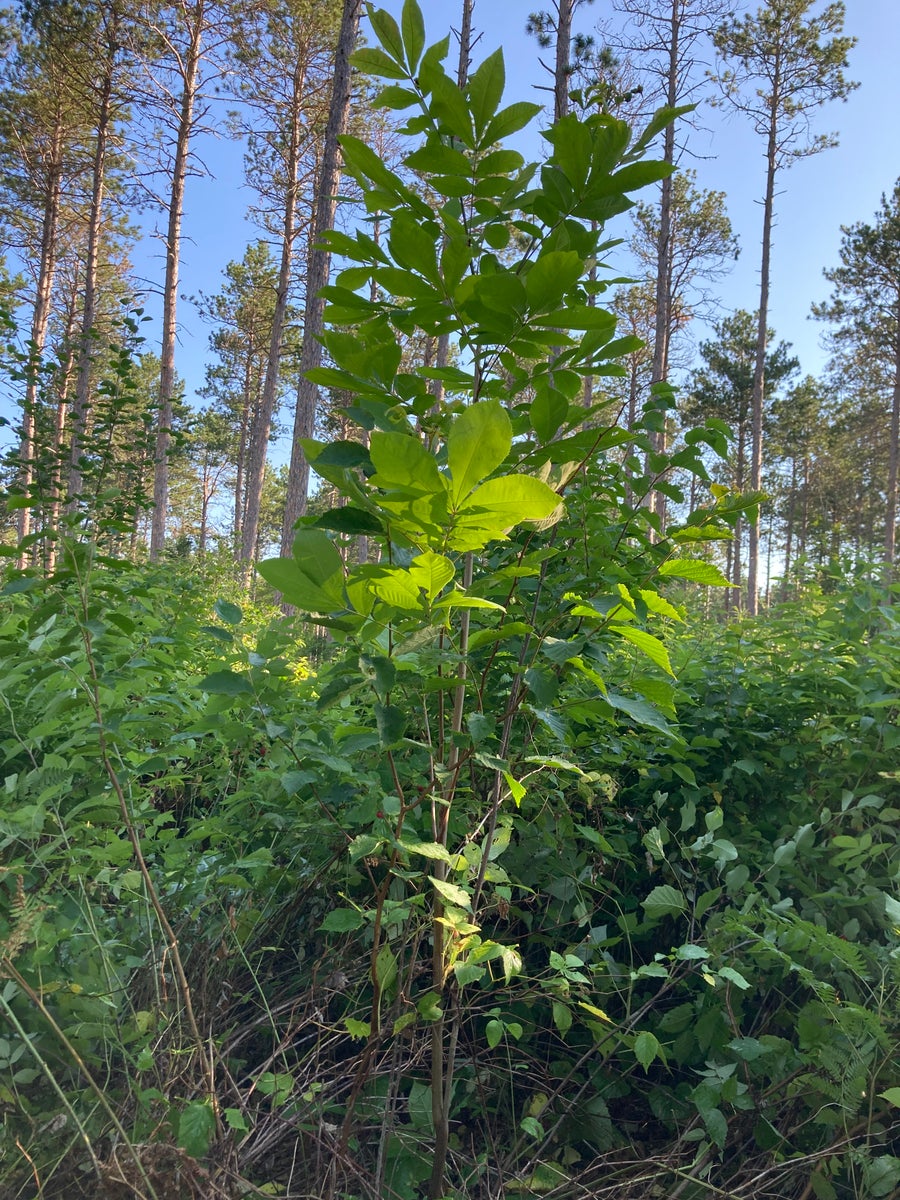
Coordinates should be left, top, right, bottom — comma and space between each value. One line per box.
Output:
0, 0, 896, 612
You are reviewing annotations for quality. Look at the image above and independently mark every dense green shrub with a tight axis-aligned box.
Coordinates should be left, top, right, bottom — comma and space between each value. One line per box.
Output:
0, 5, 897, 1199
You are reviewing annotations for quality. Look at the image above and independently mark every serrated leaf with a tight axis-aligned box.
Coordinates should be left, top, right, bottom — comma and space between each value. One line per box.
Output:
634, 1031, 660, 1071
717, 966, 750, 990
177, 1100, 216, 1158
224, 1107, 250, 1133
400, 840, 451, 863
416, 991, 443, 1021
375, 702, 407, 746
457, 474, 560, 529
658, 558, 730, 587
320, 908, 364, 933
486, 1018, 503, 1049
369, 430, 445, 495
344, 1018, 370, 1039
429, 875, 471, 909
311, 507, 384, 536
434, 591, 506, 612
351, 46, 407, 79
552, 1000, 572, 1035
520, 1115, 544, 1139
376, 944, 398, 990
703, 1107, 728, 1149
468, 48, 505, 136
369, 6, 404, 60
257, 550, 343, 615
611, 625, 674, 676
348, 834, 384, 864
393, 1011, 417, 1035
281, 770, 316, 795
676, 943, 710, 960
642, 884, 686, 919
409, 550, 455, 601
637, 588, 683, 622
484, 100, 541, 144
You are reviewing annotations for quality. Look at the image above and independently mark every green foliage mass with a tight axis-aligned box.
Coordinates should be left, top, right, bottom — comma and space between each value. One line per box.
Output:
0, 5, 897, 1200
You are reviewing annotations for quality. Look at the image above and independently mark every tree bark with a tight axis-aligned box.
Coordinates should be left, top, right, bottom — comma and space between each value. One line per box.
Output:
16, 106, 64, 555
885, 309, 900, 569
554, 0, 573, 121
68, 10, 120, 503
240, 49, 308, 569
150, 0, 207, 560
648, 0, 679, 531
280, 0, 363, 554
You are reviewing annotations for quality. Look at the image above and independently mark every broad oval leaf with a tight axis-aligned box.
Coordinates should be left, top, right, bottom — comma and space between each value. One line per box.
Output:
634, 1031, 660, 1071
320, 908, 365, 933
447, 399, 511, 503
457, 474, 560, 527
642, 884, 686, 919
659, 558, 730, 587
214, 599, 242, 625
199, 670, 252, 697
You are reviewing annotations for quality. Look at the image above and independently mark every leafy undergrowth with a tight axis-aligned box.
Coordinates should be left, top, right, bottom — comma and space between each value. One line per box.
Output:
1, 8, 898, 1197
0, 563, 897, 1200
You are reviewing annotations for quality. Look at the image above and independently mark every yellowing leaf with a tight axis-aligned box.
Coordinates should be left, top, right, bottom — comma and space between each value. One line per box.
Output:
577, 1002, 614, 1024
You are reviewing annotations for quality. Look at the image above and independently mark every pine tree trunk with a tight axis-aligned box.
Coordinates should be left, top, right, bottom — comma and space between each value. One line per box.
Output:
782, 456, 796, 598
648, 0, 679, 531
280, 0, 363, 554
17, 107, 64, 556
68, 16, 119, 503
150, 0, 206, 560
46, 280, 80, 570
748, 76, 781, 616
885, 312, 900, 570
554, 0, 573, 121
240, 52, 307, 569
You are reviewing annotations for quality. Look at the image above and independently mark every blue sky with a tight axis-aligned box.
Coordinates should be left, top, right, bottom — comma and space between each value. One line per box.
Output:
368, 0, 900, 377
8, 1, 895, 461
171, 0, 897, 460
